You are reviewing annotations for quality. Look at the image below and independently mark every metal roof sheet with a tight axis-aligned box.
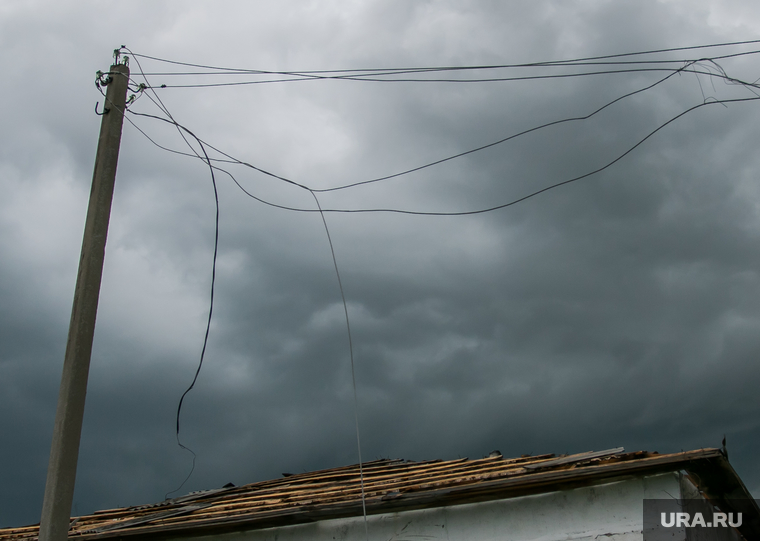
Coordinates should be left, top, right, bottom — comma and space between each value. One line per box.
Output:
1, 447, 755, 541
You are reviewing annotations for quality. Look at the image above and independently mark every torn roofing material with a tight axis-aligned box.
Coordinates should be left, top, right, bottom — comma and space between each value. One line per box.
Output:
2, 447, 757, 540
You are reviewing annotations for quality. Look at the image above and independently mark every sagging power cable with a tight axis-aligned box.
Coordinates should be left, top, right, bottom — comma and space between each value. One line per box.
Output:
126, 93, 760, 217
123, 50, 369, 522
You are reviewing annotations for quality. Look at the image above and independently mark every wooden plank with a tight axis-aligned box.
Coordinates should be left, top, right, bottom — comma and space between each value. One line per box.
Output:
86, 504, 215, 534
522, 447, 625, 470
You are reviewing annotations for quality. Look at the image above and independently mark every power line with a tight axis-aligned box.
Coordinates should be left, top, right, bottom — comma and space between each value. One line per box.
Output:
162, 120, 220, 501
311, 64, 691, 192
128, 39, 760, 78
120, 44, 759, 196
130, 65, 758, 89
122, 108, 368, 511
132, 55, 759, 81
127, 94, 760, 216
119, 50, 224, 499
124, 52, 760, 211
114, 43, 760, 536
124, 52, 760, 88
309, 192, 368, 539
310, 96, 760, 216
122, 43, 760, 88
124, 52, 369, 518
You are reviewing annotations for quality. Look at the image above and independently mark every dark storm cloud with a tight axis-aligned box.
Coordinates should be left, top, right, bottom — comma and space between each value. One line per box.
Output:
2, 0, 760, 530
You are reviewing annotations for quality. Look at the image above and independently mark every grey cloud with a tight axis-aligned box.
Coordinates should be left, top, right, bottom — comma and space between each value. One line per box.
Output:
3, 0, 760, 529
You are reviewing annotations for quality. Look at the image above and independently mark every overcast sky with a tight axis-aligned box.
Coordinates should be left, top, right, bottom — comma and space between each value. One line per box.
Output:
2, 0, 760, 529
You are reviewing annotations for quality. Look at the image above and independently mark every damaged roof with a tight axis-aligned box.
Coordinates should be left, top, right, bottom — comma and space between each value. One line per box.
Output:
1, 447, 756, 541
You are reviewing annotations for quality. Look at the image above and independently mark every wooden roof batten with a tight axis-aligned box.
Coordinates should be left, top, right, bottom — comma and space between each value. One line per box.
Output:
2, 447, 757, 541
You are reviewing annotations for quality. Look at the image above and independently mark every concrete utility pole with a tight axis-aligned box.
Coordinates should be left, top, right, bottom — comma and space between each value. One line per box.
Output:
39, 58, 130, 541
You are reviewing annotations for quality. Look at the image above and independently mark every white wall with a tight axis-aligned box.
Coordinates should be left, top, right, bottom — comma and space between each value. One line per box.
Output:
194, 472, 681, 541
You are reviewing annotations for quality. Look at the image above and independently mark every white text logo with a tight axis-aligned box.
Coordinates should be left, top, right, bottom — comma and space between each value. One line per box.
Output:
660, 512, 742, 528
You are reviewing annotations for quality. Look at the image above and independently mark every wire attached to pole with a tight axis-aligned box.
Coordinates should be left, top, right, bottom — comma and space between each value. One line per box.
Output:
116, 47, 222, 499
